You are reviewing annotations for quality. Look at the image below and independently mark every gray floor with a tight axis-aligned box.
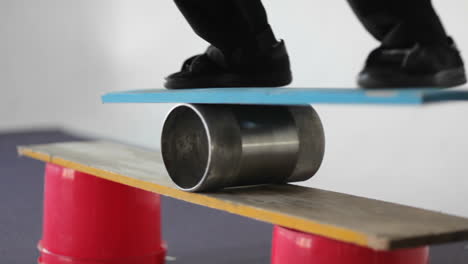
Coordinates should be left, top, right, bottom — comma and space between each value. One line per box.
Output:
0, 130, 466, 264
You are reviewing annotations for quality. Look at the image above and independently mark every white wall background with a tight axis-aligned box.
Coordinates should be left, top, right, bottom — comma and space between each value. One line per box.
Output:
2, 0, 468, 216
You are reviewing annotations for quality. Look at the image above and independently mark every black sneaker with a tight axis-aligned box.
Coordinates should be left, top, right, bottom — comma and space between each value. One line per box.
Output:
358, 37, 467, 88
164, 40, 292, 89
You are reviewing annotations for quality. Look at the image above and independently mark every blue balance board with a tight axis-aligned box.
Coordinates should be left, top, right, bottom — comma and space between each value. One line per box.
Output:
101, 87, 468, 105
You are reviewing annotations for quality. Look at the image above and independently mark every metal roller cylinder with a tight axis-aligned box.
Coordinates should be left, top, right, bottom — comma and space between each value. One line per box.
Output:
161, 104, 325, 192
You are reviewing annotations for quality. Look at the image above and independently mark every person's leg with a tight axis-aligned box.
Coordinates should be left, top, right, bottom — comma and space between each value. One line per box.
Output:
348, 0, 466, 88
349, 0, 448, 45
347, 0, 401, 42
166, 0, 290, 89
173, 0, 250, 53
231, 0, 277, 52
400, 0, 448, 45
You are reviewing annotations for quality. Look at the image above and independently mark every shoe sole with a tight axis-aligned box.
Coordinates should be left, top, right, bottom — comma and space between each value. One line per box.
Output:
358, 67, 467, 89
164, 71, 293, 89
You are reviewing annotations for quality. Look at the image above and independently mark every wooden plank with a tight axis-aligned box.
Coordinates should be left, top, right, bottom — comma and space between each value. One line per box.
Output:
101, 87, 468, 105
18, 141, 468, 250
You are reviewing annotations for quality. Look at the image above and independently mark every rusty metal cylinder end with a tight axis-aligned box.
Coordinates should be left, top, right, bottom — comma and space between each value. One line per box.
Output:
161, 104, 325, 192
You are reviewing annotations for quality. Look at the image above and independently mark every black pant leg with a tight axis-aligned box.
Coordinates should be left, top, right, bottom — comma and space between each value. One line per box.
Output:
231, 0, 270, 35
406, 0, 448, 44
174, 0, 275, 54
348, 0, 447, 45
174, 0, 250, 52
232, 0, 277, 52
347, 0, 400, 41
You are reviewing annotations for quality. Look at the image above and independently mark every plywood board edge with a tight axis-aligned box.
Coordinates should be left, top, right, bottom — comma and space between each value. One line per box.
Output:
17, 146, 388, 250
17, 146, 52, 163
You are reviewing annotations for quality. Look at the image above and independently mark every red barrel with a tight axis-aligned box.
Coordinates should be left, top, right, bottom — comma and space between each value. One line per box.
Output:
38, 163, 166, 264
271, 226, 428, 264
